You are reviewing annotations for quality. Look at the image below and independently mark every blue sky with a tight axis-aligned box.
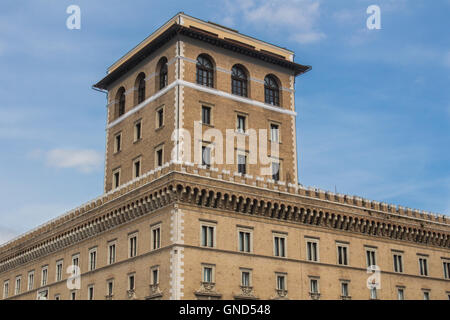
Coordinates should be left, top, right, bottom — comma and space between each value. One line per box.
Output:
0, 0, 449, 244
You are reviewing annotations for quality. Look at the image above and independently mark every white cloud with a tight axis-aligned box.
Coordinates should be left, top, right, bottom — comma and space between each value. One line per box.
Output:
45, 148, 103, 173
221, 0, 325, 44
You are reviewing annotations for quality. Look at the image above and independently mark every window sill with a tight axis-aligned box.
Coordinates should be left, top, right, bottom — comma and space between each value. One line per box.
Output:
201, 122, 214, 128
155, 125, 165, 132
133, 138, 142, 144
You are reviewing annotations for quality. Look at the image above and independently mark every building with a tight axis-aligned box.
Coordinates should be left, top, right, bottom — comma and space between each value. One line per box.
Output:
1, 12, 449, 301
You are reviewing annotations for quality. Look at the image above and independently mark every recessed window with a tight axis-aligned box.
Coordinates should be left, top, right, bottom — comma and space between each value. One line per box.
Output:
116, 87, 126, 118
107, 279, 114, 298
134, 120, 142, 141
202, 106, 211, 125
270, 123, 280, 142
56, 260, 63, 282
151, 267, 159, 286
14, 276, 21, 295
237, 154, 247, 175
108, 242, 116, 265
306, 239, 319, 262
310, 278, 319, 294
443, 261, 450, 279
133, 158, 141, 178
419, 257, 428, 276
276, 274, 286, 290
231, 65, 248, 97
41, 266, 48, 286
341, 281, 350, 298
27, 271, 34, 291
273, 234, 286, 257
88, 285, 94, 300
129, 233, 138, 258
37, 288, 49, 300
158, 57, 168, 89
113, 168, 121, 189
3, 281, 9, 299
89, 248, 97, 271
423, 290, 430, 300
264, 75, 280, 106
151, 224, 161, 250
202, 146, 211, 168
71, 291, 76, 300
114, 132, 122, 153
236, 115, 246, 133
201, 223, 215, 248
128, 274, 135, 291
365, 248, 377, 267
155, 146, 164, 167
54, 294, 61, 300
272, 162, 280, 181
337, 244, 349, 266
397, 287, 405, 300
370, 287, 377, 300
238, 228, 252, 253
156, 107, 164, 128
71, 254, 80, 276
202, 265, 214, 283
241, 269, 251, 287
136, 73, 146, 104
196, 55, 214, 87
393, 253, 404, 273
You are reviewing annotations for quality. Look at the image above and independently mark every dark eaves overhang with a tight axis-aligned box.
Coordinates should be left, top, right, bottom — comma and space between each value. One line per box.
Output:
93, 24, 311, 90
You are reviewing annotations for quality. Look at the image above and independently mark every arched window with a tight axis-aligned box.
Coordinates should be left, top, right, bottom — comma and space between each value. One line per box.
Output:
196, 55, 214, 87
264, 75, 280, 106
159, 58, 168, 89
231, 65, 248, 97
116, 87, 126, 118
136, 73, 146, 104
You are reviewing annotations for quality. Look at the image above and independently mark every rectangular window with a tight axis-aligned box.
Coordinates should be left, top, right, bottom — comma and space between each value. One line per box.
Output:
88, 285, 94, 300
37, 288, 49, 300
393, 253, 404, 273
202, 266, 214, 283
134, 120, 142, 141
238, 229, 252, 253
151, 224, 161, 250
443, 261, 450, 279
272, 162, 280, 181
241, 269, 251, 287
419, 257, 428, 276
310, 279, 319, 294
71, 291, 76, 300
72, 254, 80, 275
270, 123, 279, 142
3, 281, 9, 299
155, 147, 163, 167
237, 115, 246, 133
113, 168, 120, 189
129, 234, 138, 258
237, 154, 247, 175
202, 106, 211, 125
341, 282, 349, 298
423, 291, 430, 300
276, 274, 286, 290
41, 266, 48, 286
370, 287, 377, 300
28, 271, 34, 291
54, 294, 60, 300
108, 242, 116, 265
128, 274, 135, 291
89, 248, 97, 271
201, 224, 215, 248
156, 107, 164, 128
366, 248, 377, 267
114, 132, 122, 153
397, 288, 405, 300
306, 239, 319, 262
273, 234, 286, 257
107, 279, 114, 297
337, 244, 348, 266
15, 276, 21, 295
56, 260, 63, 281
202, 146, 211, 168
151, 267, 159, 285
133, 158, 141, 178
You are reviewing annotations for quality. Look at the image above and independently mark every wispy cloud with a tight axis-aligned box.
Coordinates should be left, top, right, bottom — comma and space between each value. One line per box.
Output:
221, 0, 325, 44
43, 148, 103, 173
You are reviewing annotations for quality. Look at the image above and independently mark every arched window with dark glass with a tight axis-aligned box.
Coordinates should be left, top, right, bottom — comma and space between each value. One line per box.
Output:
116, 87, 126, 118
136, 73, 146, 104
231, 65, 248, 97
196, 55, 214, 87
264, 75, 280, 106
159, 58, 168, 89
